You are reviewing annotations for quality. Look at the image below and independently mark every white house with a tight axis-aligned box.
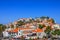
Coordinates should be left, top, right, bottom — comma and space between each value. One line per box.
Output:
3, 31, 9, 37
52, 24, 60, 29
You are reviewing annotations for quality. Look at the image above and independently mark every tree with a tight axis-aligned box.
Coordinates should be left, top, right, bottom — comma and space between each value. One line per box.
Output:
48, 18, 55, 24
44, 26, 52, 38
0, 24, 3, 34
16, 21, 25, 26
51, 18, 55, 23
2, 25, 6, 31
10, 24, 14, 28
0, 24, 6, 34
0, 24, 7, 37
29, 19, 34, 23
45, 26, 51, 34
39, 24, 44, 29
40, 16, 49, 20
29, 37, 33, 40
51, 29, 60, 35
21, 36, 25, 40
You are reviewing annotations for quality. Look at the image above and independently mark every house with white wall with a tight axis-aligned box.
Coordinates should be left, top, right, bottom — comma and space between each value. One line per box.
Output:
52, 24, 60, 29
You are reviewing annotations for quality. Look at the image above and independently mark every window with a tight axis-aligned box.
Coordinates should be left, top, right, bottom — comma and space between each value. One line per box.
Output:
27, 33, 37, 37
32, 33, 37, 36
19, 33, 20, 35
38, 33, 41, 36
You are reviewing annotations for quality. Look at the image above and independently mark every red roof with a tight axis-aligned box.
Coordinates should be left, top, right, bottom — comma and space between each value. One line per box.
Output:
32, 28, 43, 32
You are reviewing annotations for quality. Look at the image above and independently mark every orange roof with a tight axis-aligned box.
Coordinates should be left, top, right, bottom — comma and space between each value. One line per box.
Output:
12, 28, 31, 32
8, 27, 43, 33
13, 28, 19, 32
36, 28, 43, 32
32, 28, 43, 32
8, 28, 19, 33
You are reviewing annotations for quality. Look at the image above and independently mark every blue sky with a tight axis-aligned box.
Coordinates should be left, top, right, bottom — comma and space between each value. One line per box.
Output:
0, 0, 60, 24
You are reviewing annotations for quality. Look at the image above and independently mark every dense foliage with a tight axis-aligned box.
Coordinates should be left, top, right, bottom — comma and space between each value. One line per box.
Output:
51, 29, 60, 35
39, 24, 45, 29
0, 24, 6, 34
16, 21, 25, 26
44, 26, 51, 34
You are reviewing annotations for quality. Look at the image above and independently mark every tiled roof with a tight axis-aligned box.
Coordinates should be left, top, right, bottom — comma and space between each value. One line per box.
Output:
32, 28, 43, 32
8, 27, 44, 33
10, 28, 32, 32
13, 28, 19, 32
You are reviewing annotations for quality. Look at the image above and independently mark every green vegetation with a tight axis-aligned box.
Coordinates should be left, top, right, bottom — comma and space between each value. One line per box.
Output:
0, 16, 56, 38
51, 18, 55, 23
48, 18, 55, 23
29, 37, 33, 40
16, 21, 25, 26
39, 24, 45, 29
40, 16, 55, 23
21, 36, 25, 40
45, 26, 51, 34
0, 24, 6, 34
40, 16, 49, 19
10, 24, 14, 28
51, 29, 60, 35
44, 26, 52, 38
0, 24, 3, 34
